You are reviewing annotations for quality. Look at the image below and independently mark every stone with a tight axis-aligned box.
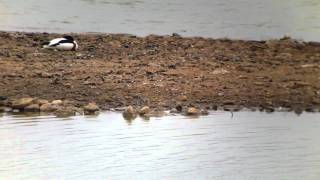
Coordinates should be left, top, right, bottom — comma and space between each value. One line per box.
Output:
0, 96, 7, 101
40, 103, 59, 112
139, 106, 150, 115
52, 100, 63, 105
124, 106, 136, 115
34, 99, 49, 105
0, 96, 7, 106
11, 98, 34, 109
4, 107, 12, 112
0, 106, 5, 112
84, 103, 99, 114
175, 104, 183, 112
172, 33, 181, 38
123, 106, 137, 119
186, 107, 199, 116
200, 109, 209, 115
12, 109, 20, 113
180, 95, 188, 101
169, 108, 180, 114
55, 106, 78, 117
24, 104, 40, 112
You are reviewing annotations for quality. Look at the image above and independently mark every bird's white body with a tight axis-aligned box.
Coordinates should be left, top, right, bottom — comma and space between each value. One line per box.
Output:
43, 36, 78, 51
55, 42, 76, 50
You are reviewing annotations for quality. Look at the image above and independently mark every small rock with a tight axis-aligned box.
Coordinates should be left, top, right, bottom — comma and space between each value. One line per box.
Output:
223, 101, 235, 106
180, 95, 188, 101
34, 99, 49, 105
52, 100, 63, 105
40, 103, 59, 112
139, 106, 150, 115
186, 107, 199, 116
24, 104, 40, 112
12, 109, 20, 113
305, 107, 317, 113
212, 105, 218, 110
38, 72, 53, 78
4, 107, 12, 112
55, 106, 78, 117
172, 33, 181, 38
201, 109, 209, 115
265, 107, 275, 113
212, 69, 229, 75
169, 108, 180, 114
84, 103, 99, 115
123, 106, 137, 119
175, 104, 183, 112
124, 106, 136, 115
0, 106, 5, 112
0, 96, 7, 101
11, 98, 34, 109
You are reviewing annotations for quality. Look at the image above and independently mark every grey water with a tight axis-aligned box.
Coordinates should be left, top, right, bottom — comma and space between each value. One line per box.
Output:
0, 111, 320, 179
0, 0, 320, 41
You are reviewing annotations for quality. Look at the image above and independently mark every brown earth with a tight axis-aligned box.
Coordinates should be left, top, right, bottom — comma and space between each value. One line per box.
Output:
0, 31, 319, 112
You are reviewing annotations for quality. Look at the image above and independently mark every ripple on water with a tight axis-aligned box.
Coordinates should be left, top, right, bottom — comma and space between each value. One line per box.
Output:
0, 111, 320, 179
1, 0, 320, 40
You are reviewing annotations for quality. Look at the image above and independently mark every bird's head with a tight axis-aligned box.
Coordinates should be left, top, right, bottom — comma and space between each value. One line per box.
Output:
63, 35, 74, 41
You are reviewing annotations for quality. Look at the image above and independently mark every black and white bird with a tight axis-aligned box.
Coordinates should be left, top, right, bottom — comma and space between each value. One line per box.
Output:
42, 35, 78, 51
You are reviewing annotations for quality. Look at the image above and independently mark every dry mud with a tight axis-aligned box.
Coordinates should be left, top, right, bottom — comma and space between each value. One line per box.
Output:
0, 31, 319, 112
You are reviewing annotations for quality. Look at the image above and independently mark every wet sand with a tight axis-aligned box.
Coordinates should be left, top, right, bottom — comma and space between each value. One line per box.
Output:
0, 31, 319, 112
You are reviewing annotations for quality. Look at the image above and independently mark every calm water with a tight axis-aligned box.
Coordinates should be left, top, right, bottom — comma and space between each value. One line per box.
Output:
0, 111, 320, 179
0, 0, 320, 41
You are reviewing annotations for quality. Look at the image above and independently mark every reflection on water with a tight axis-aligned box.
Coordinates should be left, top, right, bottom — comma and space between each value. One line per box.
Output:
0, 111, 320, 179
0, 0, 320, 41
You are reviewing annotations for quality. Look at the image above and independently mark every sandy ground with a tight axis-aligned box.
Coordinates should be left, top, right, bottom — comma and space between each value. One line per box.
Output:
0, 31, 319, 112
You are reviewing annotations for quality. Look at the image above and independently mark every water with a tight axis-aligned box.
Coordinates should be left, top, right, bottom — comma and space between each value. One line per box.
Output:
1, 0, 320, 41
0, 111, 320, 179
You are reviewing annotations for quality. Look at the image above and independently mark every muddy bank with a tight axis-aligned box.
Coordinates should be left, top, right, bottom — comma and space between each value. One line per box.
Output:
0, 31, 319, 112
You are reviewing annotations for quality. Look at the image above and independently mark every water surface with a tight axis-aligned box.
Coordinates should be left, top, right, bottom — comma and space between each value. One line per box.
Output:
0, 0, 320, 41
0, 111, 320, 179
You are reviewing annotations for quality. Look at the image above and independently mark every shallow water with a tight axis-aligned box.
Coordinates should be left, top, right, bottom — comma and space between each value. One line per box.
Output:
0, 111, 320, 179
0, 0, 320, 41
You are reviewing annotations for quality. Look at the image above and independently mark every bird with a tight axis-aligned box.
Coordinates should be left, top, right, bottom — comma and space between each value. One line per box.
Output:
42, 35, 78, 51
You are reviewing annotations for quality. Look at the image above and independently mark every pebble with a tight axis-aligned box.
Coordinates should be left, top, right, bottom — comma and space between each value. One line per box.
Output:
40, 103, 59, 112
123, 106, 137, 120
139, 106, 150, 115
186, 107, 199, 116
52, 100, 63, 105
0, 96, 7, 101
180, 96, 188, 101
201, 109, 209, 115
173, 104, 182, 112
24, 104, 40, 112
84, 103, 99, 115
12, 109, 20, 113
124, 106, 135, 115
34, 99, 49, 105
55, 106, 78, 117
11, 98, 34, 109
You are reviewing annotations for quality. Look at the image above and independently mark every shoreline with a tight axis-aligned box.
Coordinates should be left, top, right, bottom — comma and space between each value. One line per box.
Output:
0, 31, 319, 114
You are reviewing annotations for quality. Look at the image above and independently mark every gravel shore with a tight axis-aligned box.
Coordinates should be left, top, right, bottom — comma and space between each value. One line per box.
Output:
0, 31, 319, 112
